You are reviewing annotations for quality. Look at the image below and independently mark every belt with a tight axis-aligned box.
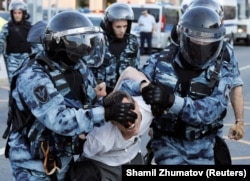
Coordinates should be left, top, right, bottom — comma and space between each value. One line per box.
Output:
152, 118, 222, 141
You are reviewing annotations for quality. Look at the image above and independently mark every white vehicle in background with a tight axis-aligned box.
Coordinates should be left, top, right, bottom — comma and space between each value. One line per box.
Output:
130, 3, 181, 52
234, 0, 250, 45
220, 0, 238, 45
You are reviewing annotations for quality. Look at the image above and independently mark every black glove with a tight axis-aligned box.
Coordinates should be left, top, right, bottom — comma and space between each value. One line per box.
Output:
151, 104, 165, 117
104, 102, 137, 128
142, 82, 175, 109
103, 91, 128, 106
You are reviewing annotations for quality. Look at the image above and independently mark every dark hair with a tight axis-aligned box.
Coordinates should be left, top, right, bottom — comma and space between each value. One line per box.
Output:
104, 91, 134, 106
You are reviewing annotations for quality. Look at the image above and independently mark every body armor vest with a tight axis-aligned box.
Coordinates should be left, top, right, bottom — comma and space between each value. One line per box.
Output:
28, 56, 93, 159
6, 21, 32, 54
151, 44, 227, 140
92, 33, 139, 92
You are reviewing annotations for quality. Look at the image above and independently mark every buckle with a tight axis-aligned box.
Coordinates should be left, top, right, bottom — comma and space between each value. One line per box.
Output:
185, 126, 202, 140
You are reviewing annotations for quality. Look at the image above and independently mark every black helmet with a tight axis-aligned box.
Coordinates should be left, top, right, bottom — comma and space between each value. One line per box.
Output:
43, 11, 105, 67
9, 0, 29, 21
179, 6, 225, 69
187, 0, 224, 20
104, 2, 134, 34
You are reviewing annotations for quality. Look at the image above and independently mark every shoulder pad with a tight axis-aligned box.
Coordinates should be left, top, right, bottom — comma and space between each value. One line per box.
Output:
219, 42, 231, 63
157, 43, 178, 62
222, 46, 230, 62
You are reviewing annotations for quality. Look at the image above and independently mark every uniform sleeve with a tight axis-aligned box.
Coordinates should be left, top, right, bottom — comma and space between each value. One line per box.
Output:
16, 65, 105, 136
170, 76, 233, 126
130, 34, 140, 69
0, 23, 8, 53
226, 45, 244, 88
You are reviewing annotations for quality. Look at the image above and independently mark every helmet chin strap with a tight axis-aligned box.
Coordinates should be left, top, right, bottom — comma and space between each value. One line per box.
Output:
178, 52, 200, 70
49, 49, 75, 67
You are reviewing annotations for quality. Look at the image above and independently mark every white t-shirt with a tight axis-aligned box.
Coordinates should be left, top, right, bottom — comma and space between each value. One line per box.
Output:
83, 96, 153, 166
138, 14, 156, 32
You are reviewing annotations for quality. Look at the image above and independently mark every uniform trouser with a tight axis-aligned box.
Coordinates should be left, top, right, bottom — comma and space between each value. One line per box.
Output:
151, 134, 215, 165
140, 32, 152, 55
9, 156, 72, 181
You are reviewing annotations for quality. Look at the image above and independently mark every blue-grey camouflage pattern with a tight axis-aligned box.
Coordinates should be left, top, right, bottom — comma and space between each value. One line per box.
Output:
91, 33, 140, 90
0, 23, 41, 83
8, 54, 105, 180
118, 43, 242, 165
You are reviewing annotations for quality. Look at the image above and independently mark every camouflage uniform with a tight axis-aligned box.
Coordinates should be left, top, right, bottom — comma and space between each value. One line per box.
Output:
91, 33, 140, 93
0, 22, 40, 83
8, 55, 105, 180
118, 42, 241, 165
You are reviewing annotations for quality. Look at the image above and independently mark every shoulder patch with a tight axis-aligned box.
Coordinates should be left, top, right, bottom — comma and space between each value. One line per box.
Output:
34, 85, 48, 103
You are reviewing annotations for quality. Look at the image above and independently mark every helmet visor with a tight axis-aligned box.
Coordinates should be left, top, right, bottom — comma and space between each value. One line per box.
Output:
180, 25, 225, 69
186, 38, 221, 68
181, 33, 223, 69
62, 32, 105, 67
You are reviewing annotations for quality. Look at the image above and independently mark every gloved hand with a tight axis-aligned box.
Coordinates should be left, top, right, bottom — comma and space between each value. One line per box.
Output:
228, 121, 244, 140
104, 102, 137, 128
103, 91, 127, 106
151, 104, 165, 117
142, 82, 175, 109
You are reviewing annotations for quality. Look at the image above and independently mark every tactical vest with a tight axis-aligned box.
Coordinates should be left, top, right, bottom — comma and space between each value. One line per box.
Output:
6, 21, 32, 54
28, 56, 91, 159
151, 43, 228, 140
3, 55, 91, 161
91, 33, 139, 93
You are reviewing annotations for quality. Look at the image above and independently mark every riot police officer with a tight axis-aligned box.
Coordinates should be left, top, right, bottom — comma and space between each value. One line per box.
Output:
119, 6, 237, 165
6, 11, 137, 180
0, 1, 40, 84
91, 2, 140, 94
170, 0, 244, 141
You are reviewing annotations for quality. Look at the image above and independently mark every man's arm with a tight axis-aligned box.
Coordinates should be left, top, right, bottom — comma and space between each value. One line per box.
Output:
230, 86, 244, 122
114, 66, 150, 91
228, 85, 244, 140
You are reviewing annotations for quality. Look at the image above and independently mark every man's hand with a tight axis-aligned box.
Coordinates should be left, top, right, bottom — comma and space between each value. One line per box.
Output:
104, 102, 137, 128
228, 121, 244, 140
79, 134, 86, 140
95, 82, 106, 99
142, 82, 175, 108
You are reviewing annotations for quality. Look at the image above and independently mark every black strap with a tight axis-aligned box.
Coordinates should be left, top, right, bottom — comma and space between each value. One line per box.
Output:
50, 173, 58, 181
158, 43, 178, 63
208, 45, 225, 88
36, 56, 86, 105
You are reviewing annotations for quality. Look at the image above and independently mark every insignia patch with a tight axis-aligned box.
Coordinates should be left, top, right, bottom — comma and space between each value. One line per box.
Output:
34, 85, 49, 103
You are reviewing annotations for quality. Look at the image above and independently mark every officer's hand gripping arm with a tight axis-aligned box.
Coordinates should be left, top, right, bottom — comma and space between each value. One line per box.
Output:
142, 82, 175, 116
